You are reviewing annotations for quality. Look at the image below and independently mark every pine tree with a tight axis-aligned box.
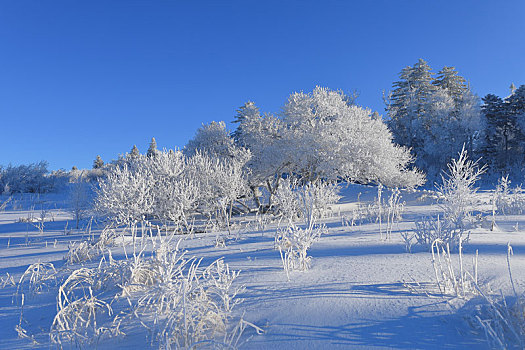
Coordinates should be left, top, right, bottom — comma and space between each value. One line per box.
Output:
130, 145, 140, 158
93, 155, 104, 169
432, 66, 468, 105
481, 94, 517, 172
147, 137, 158, 158
387, 58, 435, 157
388, 60, 483, 180
510, 83, 517, 95
505, 85, 525, 165
232, 101, 260, 145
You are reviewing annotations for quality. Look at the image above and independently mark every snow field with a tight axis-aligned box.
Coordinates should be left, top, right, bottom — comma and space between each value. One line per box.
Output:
1, 185, 525, 348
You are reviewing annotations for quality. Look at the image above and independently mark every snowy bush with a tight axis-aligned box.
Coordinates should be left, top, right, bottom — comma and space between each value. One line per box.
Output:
414, 216, 467, 249
471, 245, 525, 349
95, 160, 155, 227
273, 178, 301, 223
436, 146, 485, 231
95, 150, 249, 232
0, 161, 55, 194
120, 243, 258, 348
273, 178, 340, 226
50, 268, 120, 347
275, 224, 327, 280
494, 175, 525, 215
431, 238, 477, 298
66, 240, 102, 264
16, 262, 57, 297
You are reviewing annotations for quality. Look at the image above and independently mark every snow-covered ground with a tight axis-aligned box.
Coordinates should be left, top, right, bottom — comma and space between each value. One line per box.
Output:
1, 185, 524, 349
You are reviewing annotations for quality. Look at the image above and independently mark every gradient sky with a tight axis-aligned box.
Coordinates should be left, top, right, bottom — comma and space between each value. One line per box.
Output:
1, 0, 524, 170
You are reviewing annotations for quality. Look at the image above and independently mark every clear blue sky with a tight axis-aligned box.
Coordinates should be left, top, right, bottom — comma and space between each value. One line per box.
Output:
1, 0, 524, 170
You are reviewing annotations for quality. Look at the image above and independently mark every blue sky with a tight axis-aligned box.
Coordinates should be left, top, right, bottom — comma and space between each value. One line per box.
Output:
1, 0, 524, 170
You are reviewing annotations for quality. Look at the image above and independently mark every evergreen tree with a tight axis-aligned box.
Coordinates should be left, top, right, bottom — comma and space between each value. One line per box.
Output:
232, 101, 260, 145
505, 85, 525, 165
432, 66, 468, 105
388, 60, 482, 180
480, 94, 519, 172
93, 155, 104, 169
510, 83, 517, 95
130, 145, 140, 158
387, 59, 436, 154
147, 137, 158, 158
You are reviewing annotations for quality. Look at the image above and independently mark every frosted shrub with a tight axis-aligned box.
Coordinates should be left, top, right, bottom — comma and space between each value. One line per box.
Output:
431, 238, 478, 298
385, 187, 404, 239
95, 150, 249, 232
16, 262, 57, 297
50, 267, 121, 347
298, 181, 340, 228
273, 179, 340, 227
275, 224, 327, 280
123, 247, 253, 348
185, 151, 248, 231
475, 250, 525, 349
415, 146, 485, 249
95, 161, 155, 227
435, 146, 486, 233
414, 216, 467, 249
50, 288, 116, 347
66, 240, 101, 264
495, 175, 525, 215
273, 178, 301, 224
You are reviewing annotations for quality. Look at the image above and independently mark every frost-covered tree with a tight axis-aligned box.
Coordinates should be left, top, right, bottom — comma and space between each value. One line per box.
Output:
233, 104, 290, 208
233, 87, 424, 209
232, 101, 260, 144
147, 137, 159, 158
184, 121, 250, 163
387, 59, 436, 153
432, 66, 468, 105
0, 161, 52, 193
480, 86, 525, 175
281, 86, 424, 187
387, 61, 483, 180
129, 145, 140, 158
93, 155, 104, 169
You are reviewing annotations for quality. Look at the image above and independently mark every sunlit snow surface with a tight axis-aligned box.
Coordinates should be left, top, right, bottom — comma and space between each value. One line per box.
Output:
1, 185, 524, 349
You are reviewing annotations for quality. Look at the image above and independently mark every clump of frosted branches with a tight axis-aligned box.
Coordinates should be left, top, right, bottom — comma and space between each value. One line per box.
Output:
50, 267, 121, 347
16, 262, 57, 298
413, 146, 484, 249
414, 215, 467, 249
95, 150, 249, 233
66, 240, 102, 264
275, 224, 327, 280
494, 175, 525, 215
112, 235, 260, 349
435, 146, 486, 234
273, 178, 340, 226
473, 245, 525, 349
431, 238, 478, 298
